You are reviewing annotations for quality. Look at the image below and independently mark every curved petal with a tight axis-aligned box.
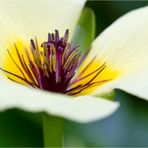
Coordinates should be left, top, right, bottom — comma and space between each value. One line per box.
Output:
92, 66, 148, 101
114, 67, 148, 100
88, 6, 148, 100
0, 0, 85, 44
0, 78, 119, 123
88, 6, 148, 72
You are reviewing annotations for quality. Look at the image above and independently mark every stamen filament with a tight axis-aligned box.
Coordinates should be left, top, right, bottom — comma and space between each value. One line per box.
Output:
1, 29, 111, 96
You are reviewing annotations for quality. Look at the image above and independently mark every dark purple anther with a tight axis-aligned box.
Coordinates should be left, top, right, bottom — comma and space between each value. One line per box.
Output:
29, 29, 81, 93
1, 29, 109, 96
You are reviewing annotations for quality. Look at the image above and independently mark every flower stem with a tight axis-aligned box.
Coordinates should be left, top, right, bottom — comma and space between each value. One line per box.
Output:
43, 113, 64, 147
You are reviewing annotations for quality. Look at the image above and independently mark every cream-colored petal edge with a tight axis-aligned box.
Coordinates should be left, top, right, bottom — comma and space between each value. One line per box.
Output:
0, 78, 119, 123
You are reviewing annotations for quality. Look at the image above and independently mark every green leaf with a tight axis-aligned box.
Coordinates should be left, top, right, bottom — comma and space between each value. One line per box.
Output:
73, 7, 96, 55
0, 109, 43, 147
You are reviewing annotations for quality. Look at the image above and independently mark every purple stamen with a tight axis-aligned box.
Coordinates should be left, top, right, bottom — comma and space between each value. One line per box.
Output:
0, 29, 110, 95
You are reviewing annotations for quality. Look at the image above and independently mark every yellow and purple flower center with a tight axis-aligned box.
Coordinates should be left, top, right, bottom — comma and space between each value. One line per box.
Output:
0, 30, 114, 95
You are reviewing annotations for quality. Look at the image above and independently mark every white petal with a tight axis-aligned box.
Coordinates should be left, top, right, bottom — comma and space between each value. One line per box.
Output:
0, 0, 85, 41
114, 67, 148, 100
89, 6, 148, 100
90, 6, 148, 73
0, 79, 119, 123
93, 66, 148, 101
92, 68, 147, 98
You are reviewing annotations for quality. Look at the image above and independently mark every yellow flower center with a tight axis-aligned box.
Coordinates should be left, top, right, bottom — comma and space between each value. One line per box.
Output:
1, 30, 122, 96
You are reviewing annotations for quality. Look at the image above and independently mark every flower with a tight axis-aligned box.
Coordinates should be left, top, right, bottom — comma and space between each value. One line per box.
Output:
1, 29, 111, 95
0, 0, 147, 123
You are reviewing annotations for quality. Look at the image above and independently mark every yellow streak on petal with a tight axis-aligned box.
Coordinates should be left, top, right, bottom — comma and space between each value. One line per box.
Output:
70, 60, 123, 96
3, 36, 36, 85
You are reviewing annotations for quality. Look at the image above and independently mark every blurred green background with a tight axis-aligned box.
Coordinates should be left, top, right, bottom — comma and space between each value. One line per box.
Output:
0, 1, 148, 147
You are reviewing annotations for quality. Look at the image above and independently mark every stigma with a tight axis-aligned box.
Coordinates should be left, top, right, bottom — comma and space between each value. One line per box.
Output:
0, 30, 110, 95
